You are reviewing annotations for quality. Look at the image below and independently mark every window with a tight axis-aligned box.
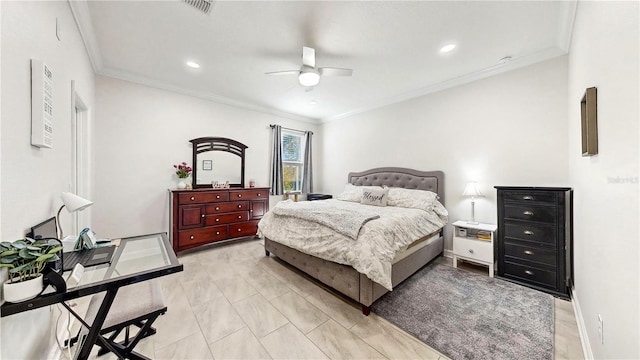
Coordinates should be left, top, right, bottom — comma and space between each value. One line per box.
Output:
281, 131, 305, 192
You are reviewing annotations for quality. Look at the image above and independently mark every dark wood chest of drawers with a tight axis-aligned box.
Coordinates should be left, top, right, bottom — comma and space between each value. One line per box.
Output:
171, 187, 269, 252
495, 186, 573, 299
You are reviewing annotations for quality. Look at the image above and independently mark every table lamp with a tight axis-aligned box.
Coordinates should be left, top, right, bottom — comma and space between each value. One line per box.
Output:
56, 192, 93, 239
462, 182, 483, 225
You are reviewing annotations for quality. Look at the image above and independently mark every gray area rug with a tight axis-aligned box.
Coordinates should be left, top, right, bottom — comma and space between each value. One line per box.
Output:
371, 263, 554, 360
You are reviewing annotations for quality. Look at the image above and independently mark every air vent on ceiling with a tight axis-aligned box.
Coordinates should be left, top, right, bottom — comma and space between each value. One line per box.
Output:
182, 0, 215, 15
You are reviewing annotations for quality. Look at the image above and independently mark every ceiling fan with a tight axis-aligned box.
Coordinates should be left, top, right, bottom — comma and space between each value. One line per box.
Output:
265, 46, 353, 88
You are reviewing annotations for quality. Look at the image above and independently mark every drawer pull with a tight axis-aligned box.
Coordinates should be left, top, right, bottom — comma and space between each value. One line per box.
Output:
215, 207, 220, 211
237, 228, 242, 232
522, 195, 533, 200
524, 250, 535, 255
215, 218, 220, 222
524, 270, 534, 276
237, 204, 242, 208
238, 194, 242, 198
523, 210, 534, 216
190, 196, 195, 201
258, 193, 261, 197
201, 214, 205, 218
523, 230, 534, 235
468, 249, 474, 254
190, 235, 194, 240
216, 231, 220, 235
216, 195, 220, 199
237, 215, 242, 219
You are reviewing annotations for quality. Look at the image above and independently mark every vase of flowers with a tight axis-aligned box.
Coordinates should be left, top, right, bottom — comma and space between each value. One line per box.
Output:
174, 162, 192, 189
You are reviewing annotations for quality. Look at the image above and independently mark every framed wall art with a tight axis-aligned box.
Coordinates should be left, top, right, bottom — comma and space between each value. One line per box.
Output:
581, 87, 598, 156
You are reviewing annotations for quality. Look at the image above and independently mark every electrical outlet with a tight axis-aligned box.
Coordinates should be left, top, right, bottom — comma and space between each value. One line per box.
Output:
597, 314, 604, 344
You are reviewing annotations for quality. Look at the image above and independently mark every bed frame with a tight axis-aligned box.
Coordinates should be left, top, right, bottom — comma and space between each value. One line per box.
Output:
264, 167, 445, 315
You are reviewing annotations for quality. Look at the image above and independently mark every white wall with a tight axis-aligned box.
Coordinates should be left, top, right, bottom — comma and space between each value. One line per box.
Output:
0, 1, 95, 358
320, 56, 569, 250
567, 2, 639, 358
92, 76, 320, 239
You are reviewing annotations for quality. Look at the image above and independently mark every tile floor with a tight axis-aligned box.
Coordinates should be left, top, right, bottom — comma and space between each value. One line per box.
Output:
64, 239, 584, 360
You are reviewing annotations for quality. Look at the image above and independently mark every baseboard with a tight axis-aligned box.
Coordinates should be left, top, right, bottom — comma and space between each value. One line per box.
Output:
571, 288, 594, 359
443, 249, 454, 258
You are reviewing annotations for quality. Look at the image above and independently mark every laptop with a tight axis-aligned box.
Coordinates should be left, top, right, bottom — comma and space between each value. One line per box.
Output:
62, 246, 116, 271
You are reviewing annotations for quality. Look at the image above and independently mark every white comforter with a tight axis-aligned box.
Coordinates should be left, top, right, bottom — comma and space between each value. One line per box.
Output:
258, 199, 448, 290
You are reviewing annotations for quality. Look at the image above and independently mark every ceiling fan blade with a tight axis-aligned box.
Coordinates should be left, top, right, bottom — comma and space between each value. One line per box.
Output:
302, 46, 316, 68
265, 70, 300, 76
319, 67, 353, 77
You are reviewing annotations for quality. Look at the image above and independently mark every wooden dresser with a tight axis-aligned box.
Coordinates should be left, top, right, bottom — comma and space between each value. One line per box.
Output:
495, 186, 573, 299
170, 187, 269, 252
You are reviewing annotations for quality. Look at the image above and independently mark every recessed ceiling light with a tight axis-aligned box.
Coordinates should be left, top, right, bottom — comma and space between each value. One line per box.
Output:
439, 44, 456, 53
186, 61, 200, 69
309, 100, 318, 105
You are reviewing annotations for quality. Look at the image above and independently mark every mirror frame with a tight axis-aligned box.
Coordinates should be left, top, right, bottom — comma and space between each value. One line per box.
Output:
190, 137, 247, 188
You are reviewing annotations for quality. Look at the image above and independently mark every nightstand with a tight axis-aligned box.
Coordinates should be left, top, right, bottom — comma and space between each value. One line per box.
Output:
452, 220, 497, 277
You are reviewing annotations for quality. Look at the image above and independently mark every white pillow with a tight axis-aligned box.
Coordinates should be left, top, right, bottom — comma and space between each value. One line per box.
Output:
387, 187, 439, 211
361, 188, 389, 207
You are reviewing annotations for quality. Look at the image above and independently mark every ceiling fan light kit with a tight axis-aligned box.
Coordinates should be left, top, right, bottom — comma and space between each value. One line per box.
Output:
266, 46, 353, 89
298, 68, 320, 87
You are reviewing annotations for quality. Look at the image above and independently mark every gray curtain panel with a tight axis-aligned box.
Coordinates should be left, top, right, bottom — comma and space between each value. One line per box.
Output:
302, 131, 313, 193
270, 125, 284, 195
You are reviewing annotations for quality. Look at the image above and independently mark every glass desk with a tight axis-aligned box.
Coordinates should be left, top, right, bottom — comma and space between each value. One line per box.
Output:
1, 232, 183, 359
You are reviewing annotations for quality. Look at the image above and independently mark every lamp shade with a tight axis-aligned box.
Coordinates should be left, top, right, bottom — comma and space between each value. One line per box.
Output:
462, 182, 484, 197
60, 192, 93, 212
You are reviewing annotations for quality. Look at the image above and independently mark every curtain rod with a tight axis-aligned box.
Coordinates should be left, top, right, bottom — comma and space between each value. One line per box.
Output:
270, 124, 313, 135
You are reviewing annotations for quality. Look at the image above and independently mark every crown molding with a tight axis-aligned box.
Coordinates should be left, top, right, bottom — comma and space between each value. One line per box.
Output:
321, 47, 567, 123
68, 0, 103, 72
557, 0, 578, 52
98, 68, 317, 124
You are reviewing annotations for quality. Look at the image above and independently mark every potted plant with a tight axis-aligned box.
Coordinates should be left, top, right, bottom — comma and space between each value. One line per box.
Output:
0, 238, 62, 302
173, 161, 192, 189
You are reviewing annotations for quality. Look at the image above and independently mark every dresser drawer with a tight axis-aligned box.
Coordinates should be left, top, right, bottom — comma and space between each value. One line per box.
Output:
504, 222, 557, 246
503, 261, 557, 289
229, 189, 268, 201
178, 226, 228, 247
206, 201, 248, 214
453, 237, 492, 263
504, 242, 557, 267
205, 211, 249, 226
503, 191, 557, 204
504, 204, 556, 224
179, 191, 229, 204
228, 220, 260, 238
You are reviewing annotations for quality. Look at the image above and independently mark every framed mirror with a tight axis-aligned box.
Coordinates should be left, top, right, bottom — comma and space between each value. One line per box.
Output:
190, 137, 247, 188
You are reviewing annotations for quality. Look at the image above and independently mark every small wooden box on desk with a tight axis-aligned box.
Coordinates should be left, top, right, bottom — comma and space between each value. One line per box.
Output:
452, 220, 497, 277
170, 187, 269, 253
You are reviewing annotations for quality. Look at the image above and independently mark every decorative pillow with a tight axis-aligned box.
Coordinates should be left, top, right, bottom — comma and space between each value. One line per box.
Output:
336, 184, 382, 202
387, 187, 439, 211
361, 188, 389, 207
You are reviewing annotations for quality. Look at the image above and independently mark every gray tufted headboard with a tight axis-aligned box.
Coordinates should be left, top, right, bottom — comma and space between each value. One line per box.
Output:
347, 167, 445, 205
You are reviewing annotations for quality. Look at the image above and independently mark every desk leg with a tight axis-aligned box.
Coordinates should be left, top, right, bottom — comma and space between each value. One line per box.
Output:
75, 288, 119, 360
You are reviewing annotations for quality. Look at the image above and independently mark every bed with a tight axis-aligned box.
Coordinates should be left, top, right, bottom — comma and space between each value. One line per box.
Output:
260, 167, 446, 315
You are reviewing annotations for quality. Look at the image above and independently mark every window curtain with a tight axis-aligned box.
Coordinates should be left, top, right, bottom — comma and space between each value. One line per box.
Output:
270, 125, 284, 195
302, 131, 313, 193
